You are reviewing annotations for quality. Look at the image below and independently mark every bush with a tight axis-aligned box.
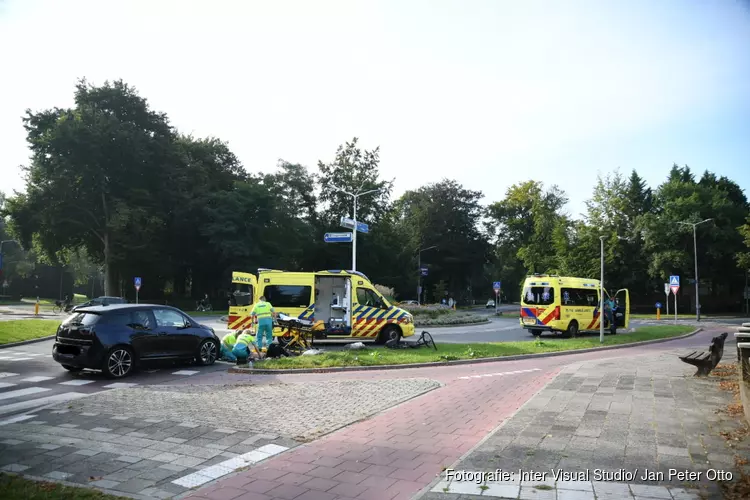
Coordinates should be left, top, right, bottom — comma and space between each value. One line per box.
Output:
374, 284, 396, 302
400, 303, 454, 319
413, 312, 487, 326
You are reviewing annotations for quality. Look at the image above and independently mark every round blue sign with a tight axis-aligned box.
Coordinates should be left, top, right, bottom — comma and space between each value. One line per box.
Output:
655, 302, 662, 309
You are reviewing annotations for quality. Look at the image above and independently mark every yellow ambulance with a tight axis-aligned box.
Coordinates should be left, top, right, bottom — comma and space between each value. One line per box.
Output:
519, 274, 630, 337
227, 269, 415, 343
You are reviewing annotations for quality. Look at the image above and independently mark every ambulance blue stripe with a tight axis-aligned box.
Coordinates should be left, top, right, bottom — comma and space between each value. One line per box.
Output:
386, 310, 399, 320
365, 309, 380, 320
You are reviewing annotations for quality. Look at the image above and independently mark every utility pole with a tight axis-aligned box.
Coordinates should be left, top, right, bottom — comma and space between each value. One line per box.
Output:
677, 219, 712, 321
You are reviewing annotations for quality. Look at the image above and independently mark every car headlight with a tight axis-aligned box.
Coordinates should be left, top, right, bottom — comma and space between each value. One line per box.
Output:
404, 314, 413, 325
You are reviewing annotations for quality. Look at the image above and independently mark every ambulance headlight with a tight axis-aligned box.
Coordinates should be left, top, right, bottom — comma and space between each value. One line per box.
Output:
404, 314, 413, 324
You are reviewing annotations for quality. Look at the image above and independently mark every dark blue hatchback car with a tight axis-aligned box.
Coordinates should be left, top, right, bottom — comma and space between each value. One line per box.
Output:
52, 304, 220, 378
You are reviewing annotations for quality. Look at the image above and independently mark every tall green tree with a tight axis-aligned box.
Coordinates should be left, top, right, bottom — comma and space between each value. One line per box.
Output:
487, 181, 568, 298
394, 179, 491, 302
5, 79, 174, 295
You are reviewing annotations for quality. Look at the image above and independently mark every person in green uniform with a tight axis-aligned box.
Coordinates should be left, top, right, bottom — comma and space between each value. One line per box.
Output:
232, 329, 256, 365
250, 296, 276, 352
220, 331, 237, 362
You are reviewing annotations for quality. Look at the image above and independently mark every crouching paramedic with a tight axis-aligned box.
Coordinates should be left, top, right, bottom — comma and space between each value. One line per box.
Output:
220, 331, 237, 362
250, 296, 276, 352
232, 329, 256, 365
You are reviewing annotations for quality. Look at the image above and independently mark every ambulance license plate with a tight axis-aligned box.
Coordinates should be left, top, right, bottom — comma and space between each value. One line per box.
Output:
524, 318, 536, 325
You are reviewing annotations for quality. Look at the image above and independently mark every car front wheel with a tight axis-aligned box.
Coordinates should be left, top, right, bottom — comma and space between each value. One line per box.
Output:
197, 339, 218, 366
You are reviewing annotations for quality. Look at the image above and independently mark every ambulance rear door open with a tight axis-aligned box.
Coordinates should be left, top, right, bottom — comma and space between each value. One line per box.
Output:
314, 275, 352, 335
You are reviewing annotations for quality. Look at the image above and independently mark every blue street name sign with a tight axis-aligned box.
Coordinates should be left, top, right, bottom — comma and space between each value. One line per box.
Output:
134, 277, 142, 290
493, 281, 501, 291
340, 216, 369, 234
324, 232, 353, 243
420, 267, 428, 276
656, 302, 662, 309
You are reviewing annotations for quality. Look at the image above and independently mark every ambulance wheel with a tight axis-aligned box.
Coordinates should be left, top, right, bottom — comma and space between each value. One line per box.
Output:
566, 321, 579, 338
378, 325, 401, 345
196, 339, 218, 366
530, 329, 542, 337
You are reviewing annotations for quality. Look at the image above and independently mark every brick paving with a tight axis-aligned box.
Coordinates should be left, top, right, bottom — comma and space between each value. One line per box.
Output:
177, 327, 735, 500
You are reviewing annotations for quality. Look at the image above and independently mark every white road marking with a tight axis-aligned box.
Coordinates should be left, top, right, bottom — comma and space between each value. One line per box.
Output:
172, 370, 199, 376
0, 373, 19, 378
0, 383, 17, 389
458, 368, 542, 380
0, 387, 51, 401
5, 358, 33, 362
171, 443, 289, 488
21, 376, 55, 383
58, 379, 95, 386
0, 392, 93, 416
102, 383, 138, 389
0, 414, 37, 426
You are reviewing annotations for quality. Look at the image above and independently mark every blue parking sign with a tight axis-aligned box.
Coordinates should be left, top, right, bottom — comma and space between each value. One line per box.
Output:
656, 302, 662, 309
134, 277, 142, 290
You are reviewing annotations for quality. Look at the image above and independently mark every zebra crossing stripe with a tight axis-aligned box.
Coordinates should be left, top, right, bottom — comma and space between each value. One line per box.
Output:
59, 380, 95, 386
0, 387, 50, 401
0, 392, 91, 416
0, 373, 19, 378
0, 383, 17, 389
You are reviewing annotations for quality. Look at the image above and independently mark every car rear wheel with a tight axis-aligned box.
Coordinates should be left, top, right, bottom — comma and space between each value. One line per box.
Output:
530, 329, 542, 337
197, 339, 218, 366
103, 347, 134, 379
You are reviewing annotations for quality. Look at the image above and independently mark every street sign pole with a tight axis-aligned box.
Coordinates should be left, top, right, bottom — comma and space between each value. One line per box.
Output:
664, 283, 669, 316
495, 290, 498, 314
352, 197, 358, 272
670, 276, 680, 324
134, 277, 142, 304
492, 281, 501, 315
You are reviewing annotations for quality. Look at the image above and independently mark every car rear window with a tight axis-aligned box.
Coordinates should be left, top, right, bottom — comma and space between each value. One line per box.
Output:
62, 312, 101, 326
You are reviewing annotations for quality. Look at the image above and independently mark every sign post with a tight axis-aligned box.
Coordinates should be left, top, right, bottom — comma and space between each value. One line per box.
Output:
669, 275, 680, 324
134, 277, 142, 304
493, 281, 501, 314
655, 302, 662, 320
664, 283, 670, 316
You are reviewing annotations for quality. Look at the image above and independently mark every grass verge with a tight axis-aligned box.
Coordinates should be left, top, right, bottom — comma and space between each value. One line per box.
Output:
0, 320, 59, 345
0, 473, 127, 499
631, 313, 747, 320
256, 325, 695, 369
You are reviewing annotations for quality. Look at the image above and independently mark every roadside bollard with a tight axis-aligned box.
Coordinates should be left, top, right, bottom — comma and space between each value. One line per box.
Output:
656, 307, 661, 320
34, 297, 39, 316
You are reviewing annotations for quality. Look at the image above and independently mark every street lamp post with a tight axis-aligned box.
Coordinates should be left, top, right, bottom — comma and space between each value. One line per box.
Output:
600, 236, 605, 344
417, 245, 437, 305
330, 186, 380, 272
600, 234, 629, 343
677, 218, 713, 322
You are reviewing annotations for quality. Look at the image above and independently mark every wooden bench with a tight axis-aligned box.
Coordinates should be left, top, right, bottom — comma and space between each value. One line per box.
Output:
678, 332, 728, 376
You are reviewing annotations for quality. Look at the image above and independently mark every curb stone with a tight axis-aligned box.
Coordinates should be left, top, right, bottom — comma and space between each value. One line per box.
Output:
0, 335, 57, 350
229, 328, 703, 374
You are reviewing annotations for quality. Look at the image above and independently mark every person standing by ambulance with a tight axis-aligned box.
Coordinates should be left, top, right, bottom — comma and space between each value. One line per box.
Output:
250, 295, 276, 352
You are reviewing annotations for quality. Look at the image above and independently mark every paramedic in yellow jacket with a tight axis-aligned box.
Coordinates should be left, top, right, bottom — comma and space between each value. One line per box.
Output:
250, 295, 276, 352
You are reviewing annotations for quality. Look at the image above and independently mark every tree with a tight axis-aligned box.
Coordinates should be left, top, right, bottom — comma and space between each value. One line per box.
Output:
5, 79, 175, 295
394, 179, 491, 302
640, 165, 748, 310
487, 181, 568, 297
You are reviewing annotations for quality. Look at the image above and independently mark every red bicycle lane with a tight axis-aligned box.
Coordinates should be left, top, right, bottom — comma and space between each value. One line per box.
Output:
180, 327, 725, 500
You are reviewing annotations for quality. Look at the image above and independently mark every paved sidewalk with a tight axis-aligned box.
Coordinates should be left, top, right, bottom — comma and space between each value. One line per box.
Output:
180, 367, 558, 500
419, 349, 748, 500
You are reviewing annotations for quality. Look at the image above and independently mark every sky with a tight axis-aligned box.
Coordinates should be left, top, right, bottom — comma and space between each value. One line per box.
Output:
1, 0, 749, 219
